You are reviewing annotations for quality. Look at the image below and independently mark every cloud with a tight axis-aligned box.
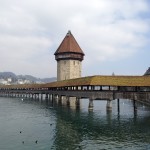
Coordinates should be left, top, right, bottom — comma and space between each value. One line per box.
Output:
0, 0, 149, 77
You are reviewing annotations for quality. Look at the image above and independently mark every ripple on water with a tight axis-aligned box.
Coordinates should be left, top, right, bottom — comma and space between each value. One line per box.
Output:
0, 98, 150, 150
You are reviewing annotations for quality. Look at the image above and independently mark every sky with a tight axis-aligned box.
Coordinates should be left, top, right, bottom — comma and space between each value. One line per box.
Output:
0, 0, 150, 78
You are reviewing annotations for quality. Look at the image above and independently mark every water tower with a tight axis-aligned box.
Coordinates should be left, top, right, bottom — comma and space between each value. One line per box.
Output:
54, 31, 84, 81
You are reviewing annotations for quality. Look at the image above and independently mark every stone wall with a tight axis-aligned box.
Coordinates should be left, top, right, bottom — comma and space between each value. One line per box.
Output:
57, 60, 81, 81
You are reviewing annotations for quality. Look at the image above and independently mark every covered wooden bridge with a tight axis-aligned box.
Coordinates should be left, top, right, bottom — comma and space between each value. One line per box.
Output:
0, 75, 150, 110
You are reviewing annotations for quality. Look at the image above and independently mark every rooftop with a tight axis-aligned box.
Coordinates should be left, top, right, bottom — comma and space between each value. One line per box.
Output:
43, 75, 150, 87
54, 31, 84, 55
144, 67, 150, 76
1, 75, 150, 89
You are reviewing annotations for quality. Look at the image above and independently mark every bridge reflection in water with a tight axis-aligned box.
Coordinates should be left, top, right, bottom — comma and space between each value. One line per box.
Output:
0, 96, 150, 149
45, 98, 150, 150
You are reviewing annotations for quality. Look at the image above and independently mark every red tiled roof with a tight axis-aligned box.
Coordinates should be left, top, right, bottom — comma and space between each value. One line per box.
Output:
54, 31, 84, 55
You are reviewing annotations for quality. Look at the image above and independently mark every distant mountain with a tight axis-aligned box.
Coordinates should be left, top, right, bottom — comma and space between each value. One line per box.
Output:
40, 77, 56, 83
0, 72, 18, 82
0, 72, 56, 83
17, 75, 39, 82
0, 72, 17, 79
17, 75, 56, 83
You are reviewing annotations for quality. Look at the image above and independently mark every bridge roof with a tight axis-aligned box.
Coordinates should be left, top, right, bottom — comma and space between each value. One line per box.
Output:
1, 75, 150, 89
43, 75, 150, 88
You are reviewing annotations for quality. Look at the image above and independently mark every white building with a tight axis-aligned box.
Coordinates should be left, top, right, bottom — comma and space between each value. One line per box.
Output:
0, 79, 8, 85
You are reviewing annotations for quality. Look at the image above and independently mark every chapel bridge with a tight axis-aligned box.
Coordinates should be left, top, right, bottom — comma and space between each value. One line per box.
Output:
0, 75, 150, 110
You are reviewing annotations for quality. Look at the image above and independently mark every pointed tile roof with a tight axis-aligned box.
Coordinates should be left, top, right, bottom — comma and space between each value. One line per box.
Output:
144, 67, 150, 76
54, 31, 84, 55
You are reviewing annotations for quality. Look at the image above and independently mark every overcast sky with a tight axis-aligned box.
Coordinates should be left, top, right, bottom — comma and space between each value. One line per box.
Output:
0, 0, 150, 78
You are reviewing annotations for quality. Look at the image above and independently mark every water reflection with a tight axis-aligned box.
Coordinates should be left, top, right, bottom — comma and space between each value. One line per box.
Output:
0, 97, 150, 150
51, 99, 150, 150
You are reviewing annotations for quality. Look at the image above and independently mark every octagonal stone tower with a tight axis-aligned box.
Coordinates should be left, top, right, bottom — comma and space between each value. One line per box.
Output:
54, 31, 84, 81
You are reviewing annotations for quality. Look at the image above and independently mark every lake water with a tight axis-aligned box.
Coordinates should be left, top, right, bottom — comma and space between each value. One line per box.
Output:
0, 97, 150, 150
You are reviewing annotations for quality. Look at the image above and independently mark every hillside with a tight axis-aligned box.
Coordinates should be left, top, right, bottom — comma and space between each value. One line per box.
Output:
0, 72, 56, 83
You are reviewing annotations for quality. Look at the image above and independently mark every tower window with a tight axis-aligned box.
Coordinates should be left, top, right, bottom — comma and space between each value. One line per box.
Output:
64, 61, 66, 64
74, 61, 75, 65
